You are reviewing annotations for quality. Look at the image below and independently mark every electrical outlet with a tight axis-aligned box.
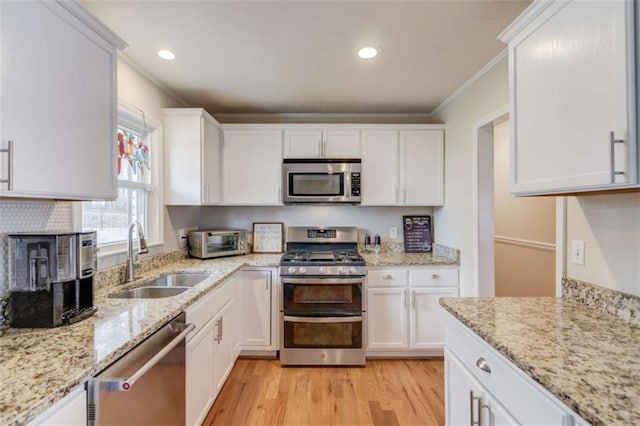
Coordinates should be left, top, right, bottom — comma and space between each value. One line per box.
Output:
389, 226, 398, 239
571, 240, 585, 265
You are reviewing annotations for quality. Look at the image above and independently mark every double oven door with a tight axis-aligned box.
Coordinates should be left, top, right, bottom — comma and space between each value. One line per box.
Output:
280, 276, 366, 366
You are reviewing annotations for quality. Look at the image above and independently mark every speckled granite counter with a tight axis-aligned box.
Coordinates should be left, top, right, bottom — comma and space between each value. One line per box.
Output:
361, 251, 459, 266
440, 297, 640, 425
0, 254, 281, 426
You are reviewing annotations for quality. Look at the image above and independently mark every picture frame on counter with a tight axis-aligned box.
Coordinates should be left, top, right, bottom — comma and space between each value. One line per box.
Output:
403, 215, 433, 253
252, 222, 284, 253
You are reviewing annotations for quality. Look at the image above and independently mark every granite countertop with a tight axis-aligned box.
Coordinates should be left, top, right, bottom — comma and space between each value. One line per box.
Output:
0, 254, 281, 426
440, 297, 640, 425
361, 251, 459, 266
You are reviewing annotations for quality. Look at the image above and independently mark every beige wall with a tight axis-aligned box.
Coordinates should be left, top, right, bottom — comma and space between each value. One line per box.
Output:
493, 120, 555, 297
433, 57, 509, 296
566, 194, 640, 296
117, 58, 190, 256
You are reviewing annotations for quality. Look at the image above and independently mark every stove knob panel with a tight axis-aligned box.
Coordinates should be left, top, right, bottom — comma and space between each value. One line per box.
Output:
288, 267, 297, 274
349, 267, 358, 275
298, 267, 307, 275
338, 267, 346, 275
318, 267, 327, 274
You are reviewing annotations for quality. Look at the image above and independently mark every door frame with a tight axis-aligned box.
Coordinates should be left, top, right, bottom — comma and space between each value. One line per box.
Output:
471, 106, 566, 297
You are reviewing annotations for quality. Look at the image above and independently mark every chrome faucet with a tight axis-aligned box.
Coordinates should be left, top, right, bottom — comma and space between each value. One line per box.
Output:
126, 220, 149, 282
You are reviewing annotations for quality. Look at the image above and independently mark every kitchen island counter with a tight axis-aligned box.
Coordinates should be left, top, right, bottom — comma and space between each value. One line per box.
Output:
0, 254, 280, 426
440, 296, 640, 425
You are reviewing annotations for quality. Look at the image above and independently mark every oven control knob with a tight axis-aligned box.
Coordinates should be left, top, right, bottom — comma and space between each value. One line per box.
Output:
298, 267, 307, 274
338, 267, 346, 275
288, 267, 297, 274
349, 267, 358, 275
318, 267, 327, 274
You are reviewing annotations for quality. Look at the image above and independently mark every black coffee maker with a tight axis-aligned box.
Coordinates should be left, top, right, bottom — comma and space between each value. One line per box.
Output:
7, 231, 98, 328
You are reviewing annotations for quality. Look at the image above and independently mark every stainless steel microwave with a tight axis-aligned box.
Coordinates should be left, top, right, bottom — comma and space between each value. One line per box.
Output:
282, 159, 361, 204
188, 229, 248, 259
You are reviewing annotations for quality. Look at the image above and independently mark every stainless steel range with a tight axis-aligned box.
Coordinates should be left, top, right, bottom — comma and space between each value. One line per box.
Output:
279, 226, 366, 366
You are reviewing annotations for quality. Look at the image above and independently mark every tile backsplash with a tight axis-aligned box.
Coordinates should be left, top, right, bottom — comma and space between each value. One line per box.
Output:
0, 200, 74, 295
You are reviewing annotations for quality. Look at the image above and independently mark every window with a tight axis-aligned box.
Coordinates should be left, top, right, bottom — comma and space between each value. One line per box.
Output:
82, 102, 161, 248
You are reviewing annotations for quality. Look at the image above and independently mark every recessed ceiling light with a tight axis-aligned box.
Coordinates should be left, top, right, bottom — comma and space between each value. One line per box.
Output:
157, 49, 175, 60
358, 47, 378, 59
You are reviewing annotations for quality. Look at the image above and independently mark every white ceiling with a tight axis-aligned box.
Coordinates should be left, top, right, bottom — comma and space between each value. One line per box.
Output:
83, 0, 531, 115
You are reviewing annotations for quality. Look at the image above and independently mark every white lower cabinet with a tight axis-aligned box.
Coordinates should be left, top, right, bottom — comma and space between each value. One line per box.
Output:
239, 268, 277, 351
186, 319, 216, 426
445, 314, 584, 425
185, 274, 241, 425
29, 387, 86, 426
367, 266, 458, 354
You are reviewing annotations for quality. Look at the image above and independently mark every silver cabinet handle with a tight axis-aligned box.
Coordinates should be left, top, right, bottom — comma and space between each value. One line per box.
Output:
404, 291, 408, 308
214, 318, 223, 343
322, 139, 327, 158
476, 357, 491, 373
411, 290, 416, 309
470, 391, 481, 426
562, 414, 575, 426
610, 131, 626, 183
0, 140, 13, 191
382, 274, 393, 280
432, 273, 440, 279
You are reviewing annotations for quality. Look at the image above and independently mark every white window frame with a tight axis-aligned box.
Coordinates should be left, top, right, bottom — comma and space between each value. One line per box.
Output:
74, 101, 164, 267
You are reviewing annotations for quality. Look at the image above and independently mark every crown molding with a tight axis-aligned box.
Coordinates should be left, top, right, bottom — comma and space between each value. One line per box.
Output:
117, 52, 190, 108
430, 48, 508, 117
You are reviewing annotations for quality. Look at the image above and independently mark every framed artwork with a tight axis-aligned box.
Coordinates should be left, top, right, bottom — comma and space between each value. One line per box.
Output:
252, 222, 284, 253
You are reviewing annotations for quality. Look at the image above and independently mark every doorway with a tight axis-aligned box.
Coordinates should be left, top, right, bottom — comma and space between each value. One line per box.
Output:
473, 107, 563, 297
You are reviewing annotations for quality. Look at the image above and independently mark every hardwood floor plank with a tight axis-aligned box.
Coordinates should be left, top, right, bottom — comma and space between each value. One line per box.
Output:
203, 359, 444, 426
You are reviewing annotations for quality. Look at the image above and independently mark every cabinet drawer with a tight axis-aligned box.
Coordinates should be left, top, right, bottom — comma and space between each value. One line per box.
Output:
409, 268, 458, 287
445, 315, 575, 424
367, 269, 407, 287
186, 276, 235, 339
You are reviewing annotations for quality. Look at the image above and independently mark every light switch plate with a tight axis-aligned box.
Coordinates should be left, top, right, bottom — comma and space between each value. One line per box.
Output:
389, 226, 398, 239
571, 240, 585, 265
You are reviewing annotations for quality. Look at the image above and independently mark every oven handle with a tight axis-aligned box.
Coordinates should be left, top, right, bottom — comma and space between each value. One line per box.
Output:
282, 278, 364, 285
284, 315, 363, 324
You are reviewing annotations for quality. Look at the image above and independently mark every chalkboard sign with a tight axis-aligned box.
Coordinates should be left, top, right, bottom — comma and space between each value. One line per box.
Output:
403, 215, 433, 253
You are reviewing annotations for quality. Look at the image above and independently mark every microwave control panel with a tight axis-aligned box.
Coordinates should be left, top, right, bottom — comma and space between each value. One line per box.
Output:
351, 172, 361, 196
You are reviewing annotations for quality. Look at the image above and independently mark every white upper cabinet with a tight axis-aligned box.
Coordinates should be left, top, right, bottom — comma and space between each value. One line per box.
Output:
499, 0, 638, 195
222, 130, 283, 205
284, 129, 360, 158
164, 109, 221, 205
361, 130, 399, 205
0, 1, 126, 200
399, 130, 444, 205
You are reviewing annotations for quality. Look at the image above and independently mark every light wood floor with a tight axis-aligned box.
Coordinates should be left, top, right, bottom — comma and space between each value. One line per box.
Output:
203, 358, 445, 426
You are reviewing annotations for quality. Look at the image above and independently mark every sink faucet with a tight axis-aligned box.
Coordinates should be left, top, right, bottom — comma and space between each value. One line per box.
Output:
126, 220, 149, 282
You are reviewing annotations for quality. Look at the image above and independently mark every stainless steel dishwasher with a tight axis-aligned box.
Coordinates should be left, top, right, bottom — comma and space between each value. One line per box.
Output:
87, 313, 194, 425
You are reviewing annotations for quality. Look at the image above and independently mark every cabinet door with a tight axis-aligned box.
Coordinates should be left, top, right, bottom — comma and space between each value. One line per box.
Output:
367, 288, 408, 349
213, 300, 235, 394
446, 350, 519, 426
186, 319, 215, 426
242, 270, 272, 348
361, 130, 399, 205
399, 130, 444, 206
323, 130, 361, 158
410, 287, 458, 349
31, 387, 86, 426
164, 112, 204, 205
0, 1, 118, 199
202, 117, 221, 204
509, 0, 636, 194
222, 130, 283, 205
284, 130, 322, 158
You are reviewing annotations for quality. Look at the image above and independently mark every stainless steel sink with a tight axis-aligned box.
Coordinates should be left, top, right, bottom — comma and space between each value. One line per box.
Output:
144, 273, 211, 288
111, 273, 210, 299
112, 286, 189, 299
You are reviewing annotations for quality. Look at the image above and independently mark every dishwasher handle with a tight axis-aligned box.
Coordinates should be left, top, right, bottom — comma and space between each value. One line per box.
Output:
101, 322, 194, 391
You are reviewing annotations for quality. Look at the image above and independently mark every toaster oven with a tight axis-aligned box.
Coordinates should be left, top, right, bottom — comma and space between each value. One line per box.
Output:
188, 229, 248, 259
